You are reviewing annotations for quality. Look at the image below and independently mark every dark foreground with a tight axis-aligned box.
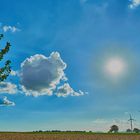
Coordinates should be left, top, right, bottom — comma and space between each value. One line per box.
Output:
0, 133, 139, 140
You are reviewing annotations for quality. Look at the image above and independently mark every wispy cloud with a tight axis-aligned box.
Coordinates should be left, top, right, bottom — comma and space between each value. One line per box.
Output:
92, 118, 129, 132
0, 96, 15, 106
80, 0, 88, 4
129, 0, 140, 9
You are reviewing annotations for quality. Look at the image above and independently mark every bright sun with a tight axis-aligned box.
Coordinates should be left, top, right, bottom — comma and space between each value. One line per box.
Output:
104, 58, 126, 77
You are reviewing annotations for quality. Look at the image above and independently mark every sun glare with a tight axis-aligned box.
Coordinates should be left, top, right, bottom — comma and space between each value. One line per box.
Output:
104, 58, 126, 77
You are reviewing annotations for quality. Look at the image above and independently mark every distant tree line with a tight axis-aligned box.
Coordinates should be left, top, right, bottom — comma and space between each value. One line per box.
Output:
109, 125, 140, 133
32, 125, 140, 134
126, 128, 140, 133
33, 130, 93, 133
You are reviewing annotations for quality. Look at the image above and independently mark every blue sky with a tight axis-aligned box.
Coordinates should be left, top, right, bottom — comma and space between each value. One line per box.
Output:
0, 0, 140, 132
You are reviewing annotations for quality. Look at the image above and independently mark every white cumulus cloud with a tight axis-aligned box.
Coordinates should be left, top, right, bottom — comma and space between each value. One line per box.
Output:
19, 52, 65, 96
10, 70, 18, 76
19, 52, 85, 97
0, 96, 15, 106
56, 83, 84, 97
0, 82, 17, 94
2, 25, 20, 33
129, 0, 140, 9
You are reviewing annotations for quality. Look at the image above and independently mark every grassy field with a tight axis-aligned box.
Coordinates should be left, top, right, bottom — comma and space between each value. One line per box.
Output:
0, 132, 139, 140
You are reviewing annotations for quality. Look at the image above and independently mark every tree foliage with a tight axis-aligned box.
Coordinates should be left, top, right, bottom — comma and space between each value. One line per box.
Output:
0, 34, 11, 81
126, 128, 132, 133
109, 125, 119, 133
133, 128, 140, 133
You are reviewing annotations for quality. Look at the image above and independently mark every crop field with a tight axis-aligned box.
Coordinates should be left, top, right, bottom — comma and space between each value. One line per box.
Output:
0, 133, 139, 140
